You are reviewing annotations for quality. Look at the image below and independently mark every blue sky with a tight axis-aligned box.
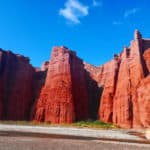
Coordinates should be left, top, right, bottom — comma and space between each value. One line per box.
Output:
0, 0, 150, 67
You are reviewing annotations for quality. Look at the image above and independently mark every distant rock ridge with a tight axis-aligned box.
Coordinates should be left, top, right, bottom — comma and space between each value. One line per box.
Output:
0, 30, 150, 128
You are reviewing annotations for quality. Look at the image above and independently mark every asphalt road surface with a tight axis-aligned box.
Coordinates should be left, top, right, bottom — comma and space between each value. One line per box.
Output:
0, 133, 150, 150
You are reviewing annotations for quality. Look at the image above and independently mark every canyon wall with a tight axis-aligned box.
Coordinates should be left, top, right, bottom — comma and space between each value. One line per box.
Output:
0, 30, 150, 128
83, 30, 150, 128
0, 50, 34, 120
33, 47, 89, 123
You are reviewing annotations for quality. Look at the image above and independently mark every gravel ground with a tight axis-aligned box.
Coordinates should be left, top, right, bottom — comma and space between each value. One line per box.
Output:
0, 135, 150, 150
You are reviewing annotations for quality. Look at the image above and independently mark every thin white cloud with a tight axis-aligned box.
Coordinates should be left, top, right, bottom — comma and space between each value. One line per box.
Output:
113, 21, 123, 25
113, 8, 140, 26
124, 8, 140, 18
92, 0, 103, 7
59, 0, 89, 24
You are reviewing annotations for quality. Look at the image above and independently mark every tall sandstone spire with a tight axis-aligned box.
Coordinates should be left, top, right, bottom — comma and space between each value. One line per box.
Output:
99, 30, 150, 128
33, 46, 89, 123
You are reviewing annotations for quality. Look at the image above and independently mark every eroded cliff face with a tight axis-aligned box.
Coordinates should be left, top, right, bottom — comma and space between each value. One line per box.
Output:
99, 58, 120, 123
84, 58, 120, 122
0, 49, 35, 120
33, 46, 89, 123
137, 75, 150, 128
100, 31, 150, 128
0, 30, 150, 128
83, 30, 150, 128
31, 30, 150, 128
113, 40, 145, 128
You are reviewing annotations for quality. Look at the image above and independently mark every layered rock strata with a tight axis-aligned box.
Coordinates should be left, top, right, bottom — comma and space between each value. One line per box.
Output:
0, 50, 34, 120
0, 30, 150, 128
33, 47, 89, 123
83, 30, 150, 128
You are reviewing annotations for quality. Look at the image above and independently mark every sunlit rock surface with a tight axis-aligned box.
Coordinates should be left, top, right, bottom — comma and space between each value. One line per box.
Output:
1, 30, 150, 128
33, 46, 89, 123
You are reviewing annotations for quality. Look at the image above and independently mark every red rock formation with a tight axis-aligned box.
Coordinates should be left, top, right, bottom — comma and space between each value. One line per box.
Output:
137, 75, 150, 128
143, 48, 150, 72
99, 57, 120, 123
0, 49, 34, 120
112, 31, 150, 128
97, 30, 150, 128
84, 57, 121, 122
84, 66, 103, 120
41, 61, 49, 71
30, 68, 47, 120
1, 30, 150, 129
84, 30, 150, 128
33, 46, 89, 123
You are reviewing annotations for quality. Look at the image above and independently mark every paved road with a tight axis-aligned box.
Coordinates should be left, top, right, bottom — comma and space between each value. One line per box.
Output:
0, 124, 149, 150
0, 124, 145, 141
0, 134, 150, 150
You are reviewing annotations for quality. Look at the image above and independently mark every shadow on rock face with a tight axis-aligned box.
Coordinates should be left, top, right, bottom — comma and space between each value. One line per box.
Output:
85, 70, 103, 120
